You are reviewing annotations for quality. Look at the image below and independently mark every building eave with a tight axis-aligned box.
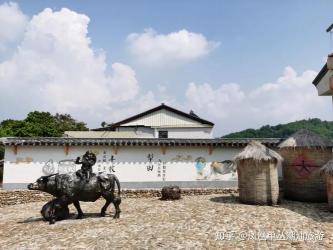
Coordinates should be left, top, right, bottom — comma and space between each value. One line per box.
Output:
312, 64, 328, 86
0, 137, 283, 148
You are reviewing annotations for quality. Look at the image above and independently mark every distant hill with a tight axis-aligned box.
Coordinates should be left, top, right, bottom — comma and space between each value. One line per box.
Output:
222, 118, 333, 139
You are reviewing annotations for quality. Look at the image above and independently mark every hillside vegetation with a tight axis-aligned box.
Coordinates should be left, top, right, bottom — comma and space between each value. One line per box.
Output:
222, 118, 333, 139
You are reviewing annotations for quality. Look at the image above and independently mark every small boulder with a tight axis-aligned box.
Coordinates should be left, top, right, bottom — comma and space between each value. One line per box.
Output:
161, 185, 181, 200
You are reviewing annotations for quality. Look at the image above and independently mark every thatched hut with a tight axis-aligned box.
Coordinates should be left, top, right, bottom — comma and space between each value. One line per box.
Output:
320, 160, 333, 211
235, 141, 281, 205
278, 129, 332, 202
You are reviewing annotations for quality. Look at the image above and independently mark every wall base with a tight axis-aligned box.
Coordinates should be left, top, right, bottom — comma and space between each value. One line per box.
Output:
3, 181, 238, 190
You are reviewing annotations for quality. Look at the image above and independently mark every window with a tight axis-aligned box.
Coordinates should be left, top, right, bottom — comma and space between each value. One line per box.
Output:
158, 130, 168, 138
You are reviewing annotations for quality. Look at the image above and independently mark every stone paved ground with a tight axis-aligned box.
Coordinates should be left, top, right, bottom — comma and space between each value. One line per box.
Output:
0, 194, 333, 249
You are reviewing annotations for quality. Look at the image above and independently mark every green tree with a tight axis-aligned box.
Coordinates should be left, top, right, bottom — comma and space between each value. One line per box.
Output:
0, 147, 4, 162
101, 121, 107, 128
54, 113, 88, 133
20, 111, 60, 137
0, 111, 88, 159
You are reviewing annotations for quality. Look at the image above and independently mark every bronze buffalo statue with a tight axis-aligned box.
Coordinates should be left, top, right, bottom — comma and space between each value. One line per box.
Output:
28, 172, 121, 224
41, 198, 70, 224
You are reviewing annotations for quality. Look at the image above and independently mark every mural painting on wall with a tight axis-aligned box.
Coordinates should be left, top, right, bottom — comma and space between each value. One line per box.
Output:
171, 155, 193, 162
291, 154, 319, 177
156, 159, 167, 181
97, 150, 116, 173
147, 153, 154, 171
42, 159, 82, 175
146, 154, 167, 181
58, 160, 77, 174
195, 157, 206, 180
42, 160, 56, 175
16, 157, 33, 163
42, 150, 117, 175
162, 161, 167, 181
209, 161, 236, 180
195, 157, 236, 181
157, 160, 161, 178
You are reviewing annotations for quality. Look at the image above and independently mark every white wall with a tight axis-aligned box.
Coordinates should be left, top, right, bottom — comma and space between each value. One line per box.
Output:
116, 127, 155, 138
122, 108, 209, 128
3, 145, 240, 184
156, 127, 213, 139
316, 71, 333, 96
117, 126, 212, 139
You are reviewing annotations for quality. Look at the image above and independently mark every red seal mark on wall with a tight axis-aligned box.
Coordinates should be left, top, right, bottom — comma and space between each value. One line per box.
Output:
291, 154, 319, 177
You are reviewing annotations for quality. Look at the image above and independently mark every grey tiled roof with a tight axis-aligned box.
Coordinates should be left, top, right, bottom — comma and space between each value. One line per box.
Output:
0, 137, 283, 148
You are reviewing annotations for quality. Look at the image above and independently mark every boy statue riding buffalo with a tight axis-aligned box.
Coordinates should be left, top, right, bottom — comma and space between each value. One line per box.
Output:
28, 151, 121, 224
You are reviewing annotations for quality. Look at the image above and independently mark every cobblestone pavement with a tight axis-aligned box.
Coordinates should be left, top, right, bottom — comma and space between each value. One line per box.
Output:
0, 194, 333, 249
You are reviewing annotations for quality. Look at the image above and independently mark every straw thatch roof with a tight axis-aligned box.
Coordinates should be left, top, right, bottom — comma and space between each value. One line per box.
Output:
278, 129, 332, 148
320, 159, 333, 176
234, 140, 282, 163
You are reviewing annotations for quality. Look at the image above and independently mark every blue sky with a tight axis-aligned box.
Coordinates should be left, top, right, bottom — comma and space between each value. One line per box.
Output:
17, 0, 332, 89
0, 1, 332, 135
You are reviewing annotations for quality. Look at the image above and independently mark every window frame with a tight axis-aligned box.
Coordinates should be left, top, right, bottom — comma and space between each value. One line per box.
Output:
158, 130, 168, 139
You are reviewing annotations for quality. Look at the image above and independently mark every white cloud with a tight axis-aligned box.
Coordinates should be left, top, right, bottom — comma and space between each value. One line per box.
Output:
127, 28, 220, 65
0, 2, 28, 53
0, 6, 139, 125
105, 91, 160, 124
0, 3, 330, 134
103, 86, 179, 125
186, 82, 245, 119
106, 63, 138, 102
184, 67, 332, 135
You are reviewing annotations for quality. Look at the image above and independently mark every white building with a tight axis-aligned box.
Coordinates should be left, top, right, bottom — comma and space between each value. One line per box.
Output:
312, 23, 333, 96
91, 103, 214, 139
1, 104, 281, 189
312, 53, 333, 96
